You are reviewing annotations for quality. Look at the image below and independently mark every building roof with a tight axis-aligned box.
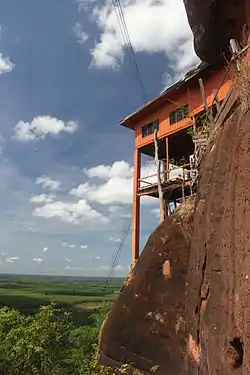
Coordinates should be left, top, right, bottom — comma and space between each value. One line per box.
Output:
120, 62, 209, 130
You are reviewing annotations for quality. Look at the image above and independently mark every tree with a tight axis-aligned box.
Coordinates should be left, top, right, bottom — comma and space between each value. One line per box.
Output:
0, 303, 148, 375
0, 303, 74, 375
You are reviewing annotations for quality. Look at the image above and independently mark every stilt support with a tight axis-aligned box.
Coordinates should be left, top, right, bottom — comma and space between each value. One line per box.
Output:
131, 148, 141, 267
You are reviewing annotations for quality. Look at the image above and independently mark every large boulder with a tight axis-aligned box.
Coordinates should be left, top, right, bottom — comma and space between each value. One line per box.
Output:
99, 200, 194, 374
183, 0, 249, 62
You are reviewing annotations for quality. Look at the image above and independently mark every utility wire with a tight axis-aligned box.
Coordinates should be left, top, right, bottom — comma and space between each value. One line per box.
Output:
115, 0, 147, 103
103, 0, 149, 289
111, 0, 148, 104
104, 221, 131, 288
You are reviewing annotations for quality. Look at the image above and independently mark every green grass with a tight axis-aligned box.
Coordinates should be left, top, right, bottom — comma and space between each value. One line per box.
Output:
0, 274, 123, 325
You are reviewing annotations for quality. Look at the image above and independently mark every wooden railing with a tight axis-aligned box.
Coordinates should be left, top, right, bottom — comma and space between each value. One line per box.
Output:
138, 163, 191, 190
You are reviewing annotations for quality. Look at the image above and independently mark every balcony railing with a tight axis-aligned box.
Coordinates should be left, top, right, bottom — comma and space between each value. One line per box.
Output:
138, 163, 192, 190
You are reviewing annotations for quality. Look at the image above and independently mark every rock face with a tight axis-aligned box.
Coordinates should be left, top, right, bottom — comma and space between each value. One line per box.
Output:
99, 201, 194, 375
186, 98, 250, 374
183, 0, 249, 62
99, 3, 250, 373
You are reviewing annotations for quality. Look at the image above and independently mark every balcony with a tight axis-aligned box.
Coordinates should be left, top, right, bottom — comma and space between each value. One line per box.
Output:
138, 163, 195, 199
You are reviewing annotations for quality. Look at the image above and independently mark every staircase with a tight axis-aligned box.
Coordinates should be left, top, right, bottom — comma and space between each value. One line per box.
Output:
190, 132, 209, 184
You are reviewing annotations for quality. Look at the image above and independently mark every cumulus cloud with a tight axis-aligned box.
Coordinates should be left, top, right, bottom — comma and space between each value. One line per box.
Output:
35, 176, 61, 191
33, 258, 44, 263
0, 53, 14, 74
43, 247, 48, 253
33, 199, 108, 225
13, 115, 77, 141
85, 161, 133, 179
70, 177, 133, 204
80, 244, 88, 249
5, 256, 19, 263
96, 256, 101, 260
69, 244, 76, 249
77, 0, 199, 76
29, 194, 55, 204
73, 21, 88, 43
70, 161, 157, 205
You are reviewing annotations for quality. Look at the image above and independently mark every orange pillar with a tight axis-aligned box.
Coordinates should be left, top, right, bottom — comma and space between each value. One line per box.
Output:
165, 137, 169, 181
165, 137, 170, 216
131, 148, 141, 266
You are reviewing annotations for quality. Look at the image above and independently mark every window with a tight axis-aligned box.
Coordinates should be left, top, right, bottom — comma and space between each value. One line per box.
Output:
170, 104, 189, 125
142, 119, 159, 138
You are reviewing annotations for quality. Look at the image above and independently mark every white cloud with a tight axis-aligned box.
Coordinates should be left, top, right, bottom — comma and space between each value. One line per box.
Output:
64, 257, 72, 263
33, 258, 44, 263
29, 194, 55, 204
13, 115, 77, 141
43, 247, 48, 253
71, 161, 157, 205
80, 244, 88, 249
36, 176, 61, 191
33, 199, 108, 225
61, 242, 68, 247
5, 256, 19, 263
97, 264, 124, 272
109, 236, 121, 243
71, 177, 133, 204
96, 256, 101, 260
84, 161, 133, 179
0, 53, 14, 74
69, 244, 76, 249
73, 21, 88, 43
78, 0, 199, 77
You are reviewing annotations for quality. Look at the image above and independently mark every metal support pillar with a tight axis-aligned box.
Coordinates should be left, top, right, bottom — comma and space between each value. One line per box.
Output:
131, 148, 141, 267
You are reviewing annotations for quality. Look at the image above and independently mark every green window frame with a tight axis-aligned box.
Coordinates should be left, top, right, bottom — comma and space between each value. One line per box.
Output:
170, 104, 189, 125
142, 119, 159, 138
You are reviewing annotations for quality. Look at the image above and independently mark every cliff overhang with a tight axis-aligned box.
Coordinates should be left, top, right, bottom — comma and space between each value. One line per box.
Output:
183, 0, 250, 62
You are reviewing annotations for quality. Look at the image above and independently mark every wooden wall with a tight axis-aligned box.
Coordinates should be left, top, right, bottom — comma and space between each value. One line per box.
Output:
134, 67, 232, 149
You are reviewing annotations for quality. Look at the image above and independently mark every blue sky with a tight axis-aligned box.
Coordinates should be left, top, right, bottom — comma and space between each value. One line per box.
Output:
0, 0, 198, 277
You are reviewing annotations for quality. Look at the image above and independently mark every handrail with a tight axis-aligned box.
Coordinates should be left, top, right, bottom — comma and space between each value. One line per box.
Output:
138, 171, 165, 182
138, 163, 191, 182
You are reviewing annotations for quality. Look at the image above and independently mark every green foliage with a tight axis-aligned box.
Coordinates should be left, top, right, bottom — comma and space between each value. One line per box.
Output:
0, 303, 152, 375
0, 277, 160, 375
0, 303, 74, 375
186, 126, 195, 138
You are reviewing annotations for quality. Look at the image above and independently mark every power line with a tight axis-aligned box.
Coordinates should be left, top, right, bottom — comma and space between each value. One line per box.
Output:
111, 0, 148, 104
104, 221, 131, 288
103, 0, 148, 288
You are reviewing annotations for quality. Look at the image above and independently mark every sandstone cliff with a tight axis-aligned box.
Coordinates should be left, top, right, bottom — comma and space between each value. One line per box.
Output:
186, 79, 250, 374
99, 1, 250, 374
183, 0, 250, 62
99, 200, 194, 374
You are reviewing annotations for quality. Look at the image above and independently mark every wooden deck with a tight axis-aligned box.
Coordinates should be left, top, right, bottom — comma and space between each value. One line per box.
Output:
138, 178, 193, 198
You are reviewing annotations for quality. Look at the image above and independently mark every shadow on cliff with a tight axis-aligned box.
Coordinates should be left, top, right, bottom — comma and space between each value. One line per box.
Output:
99, 199, 194, 375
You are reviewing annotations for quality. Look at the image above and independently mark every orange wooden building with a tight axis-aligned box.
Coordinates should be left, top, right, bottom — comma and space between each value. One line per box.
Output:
121, 61, 233, 266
